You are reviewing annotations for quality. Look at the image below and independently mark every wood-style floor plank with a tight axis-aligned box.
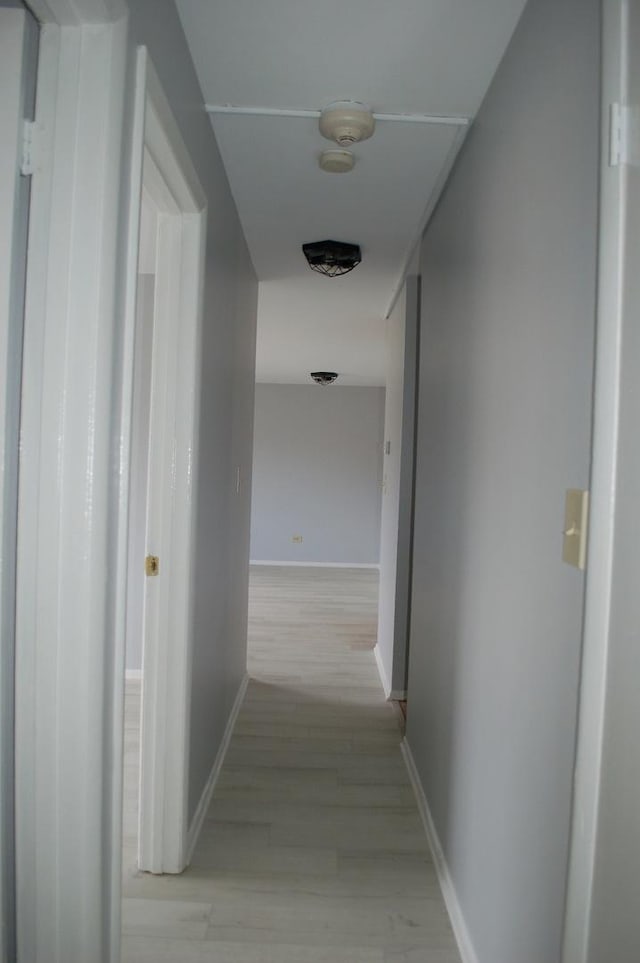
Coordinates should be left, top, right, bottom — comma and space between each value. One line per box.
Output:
121, 565, 461, 962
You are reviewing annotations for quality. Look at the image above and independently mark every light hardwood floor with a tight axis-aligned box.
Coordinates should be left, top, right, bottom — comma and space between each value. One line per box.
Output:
121, 565, 461, 962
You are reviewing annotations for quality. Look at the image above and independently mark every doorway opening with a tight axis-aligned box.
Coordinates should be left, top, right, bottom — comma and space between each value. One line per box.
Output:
121, 181, 158, 884
120, 48, 207, 884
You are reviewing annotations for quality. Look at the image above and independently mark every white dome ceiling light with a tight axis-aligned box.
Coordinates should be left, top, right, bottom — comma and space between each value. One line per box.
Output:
319, 148, 355, 174
319, 101, 376, 147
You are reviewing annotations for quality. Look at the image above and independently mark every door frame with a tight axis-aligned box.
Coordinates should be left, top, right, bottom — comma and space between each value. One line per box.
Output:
14, 9, 130, 961
0, 10, 38, 961
129, 48, 207, 876
10, 1, 205, 959
561, 1, 630, 960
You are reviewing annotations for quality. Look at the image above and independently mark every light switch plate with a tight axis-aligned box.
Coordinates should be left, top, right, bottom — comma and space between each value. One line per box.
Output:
562, 489, 589, 570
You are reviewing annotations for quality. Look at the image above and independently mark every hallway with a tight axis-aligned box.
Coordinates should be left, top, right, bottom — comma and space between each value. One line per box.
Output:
121, 566, 461, 962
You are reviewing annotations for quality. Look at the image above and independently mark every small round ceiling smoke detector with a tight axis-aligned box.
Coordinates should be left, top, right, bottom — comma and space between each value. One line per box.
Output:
310, 371, 338, 385
319, 148, 355, 173
319, 101, 376, 146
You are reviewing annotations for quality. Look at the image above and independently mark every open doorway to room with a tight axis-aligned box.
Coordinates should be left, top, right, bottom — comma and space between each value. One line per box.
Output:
121, 185, 159, 884
245, 271, 419, 721
119, 48, 207, 900
375, 275, 420, 722
246, 376, 385, 685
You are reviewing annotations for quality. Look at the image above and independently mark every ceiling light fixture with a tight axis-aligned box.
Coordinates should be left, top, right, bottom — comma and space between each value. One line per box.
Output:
319, 101, 376, 146
302, 240, 362, 277
310, 371, 338, 385
319, 148, 355, 173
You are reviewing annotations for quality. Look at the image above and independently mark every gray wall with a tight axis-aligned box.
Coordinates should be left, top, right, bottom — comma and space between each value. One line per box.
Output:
587, 5, 640, 960
127, 0, 259, 824
406, 1, 599, 962
376, 278, 419, 696
250, 384, 384, 565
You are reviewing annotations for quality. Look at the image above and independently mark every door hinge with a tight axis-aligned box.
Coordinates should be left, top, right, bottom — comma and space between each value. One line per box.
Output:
609, 103, 631, 167
21, 119, 42, 176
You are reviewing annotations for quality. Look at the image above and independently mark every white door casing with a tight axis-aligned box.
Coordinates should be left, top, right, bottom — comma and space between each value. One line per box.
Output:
0, 10, 38, 961
14, 10, 130, 961
561, 2, 629, 960
131, 50, 207, 875
13, 0, 207, 953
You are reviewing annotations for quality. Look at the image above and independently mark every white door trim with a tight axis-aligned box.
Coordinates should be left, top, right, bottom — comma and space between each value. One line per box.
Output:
132, 49, 207, 875
0, 12, 38, 961
13, 6, 131, 962
561, 3, 628, 961
13, 0, 208, 953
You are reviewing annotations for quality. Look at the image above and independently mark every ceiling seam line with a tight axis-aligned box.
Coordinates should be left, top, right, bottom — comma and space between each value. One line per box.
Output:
204, 105, 470, 127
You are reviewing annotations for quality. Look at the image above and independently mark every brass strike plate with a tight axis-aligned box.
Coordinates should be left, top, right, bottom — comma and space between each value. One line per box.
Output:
145, 555, 159, 577
562, 490, 589, 570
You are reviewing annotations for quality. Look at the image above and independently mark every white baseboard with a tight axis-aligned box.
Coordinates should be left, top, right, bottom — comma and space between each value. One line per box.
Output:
125, 668, 142, 681
185, 672, 249, 864
374, 644, 392, 698
373, 646, 406, 701
401, 738, 480, 963
250, 560, 380, 569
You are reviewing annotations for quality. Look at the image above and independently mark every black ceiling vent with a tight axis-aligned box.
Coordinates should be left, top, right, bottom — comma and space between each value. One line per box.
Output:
302, 240, 361, 278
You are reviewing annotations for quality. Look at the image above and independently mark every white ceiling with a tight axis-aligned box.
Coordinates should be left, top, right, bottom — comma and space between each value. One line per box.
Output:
175, 0, 527, 385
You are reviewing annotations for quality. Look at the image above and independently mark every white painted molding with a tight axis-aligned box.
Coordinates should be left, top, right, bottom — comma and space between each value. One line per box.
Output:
561, 3, 627, 961
401, 738, 480, 963
14, 13, 130, 962
108, 34, 145, 956
145, 58, 206, 213
373, 644, 392, 699
250, 560, 380, 569
0, 12, 34, 961
373, 645, 405, 701
134, 46, 207, 878
186, 673, 249, 864
125, 669, 142, 682
205, 104, 470, 128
